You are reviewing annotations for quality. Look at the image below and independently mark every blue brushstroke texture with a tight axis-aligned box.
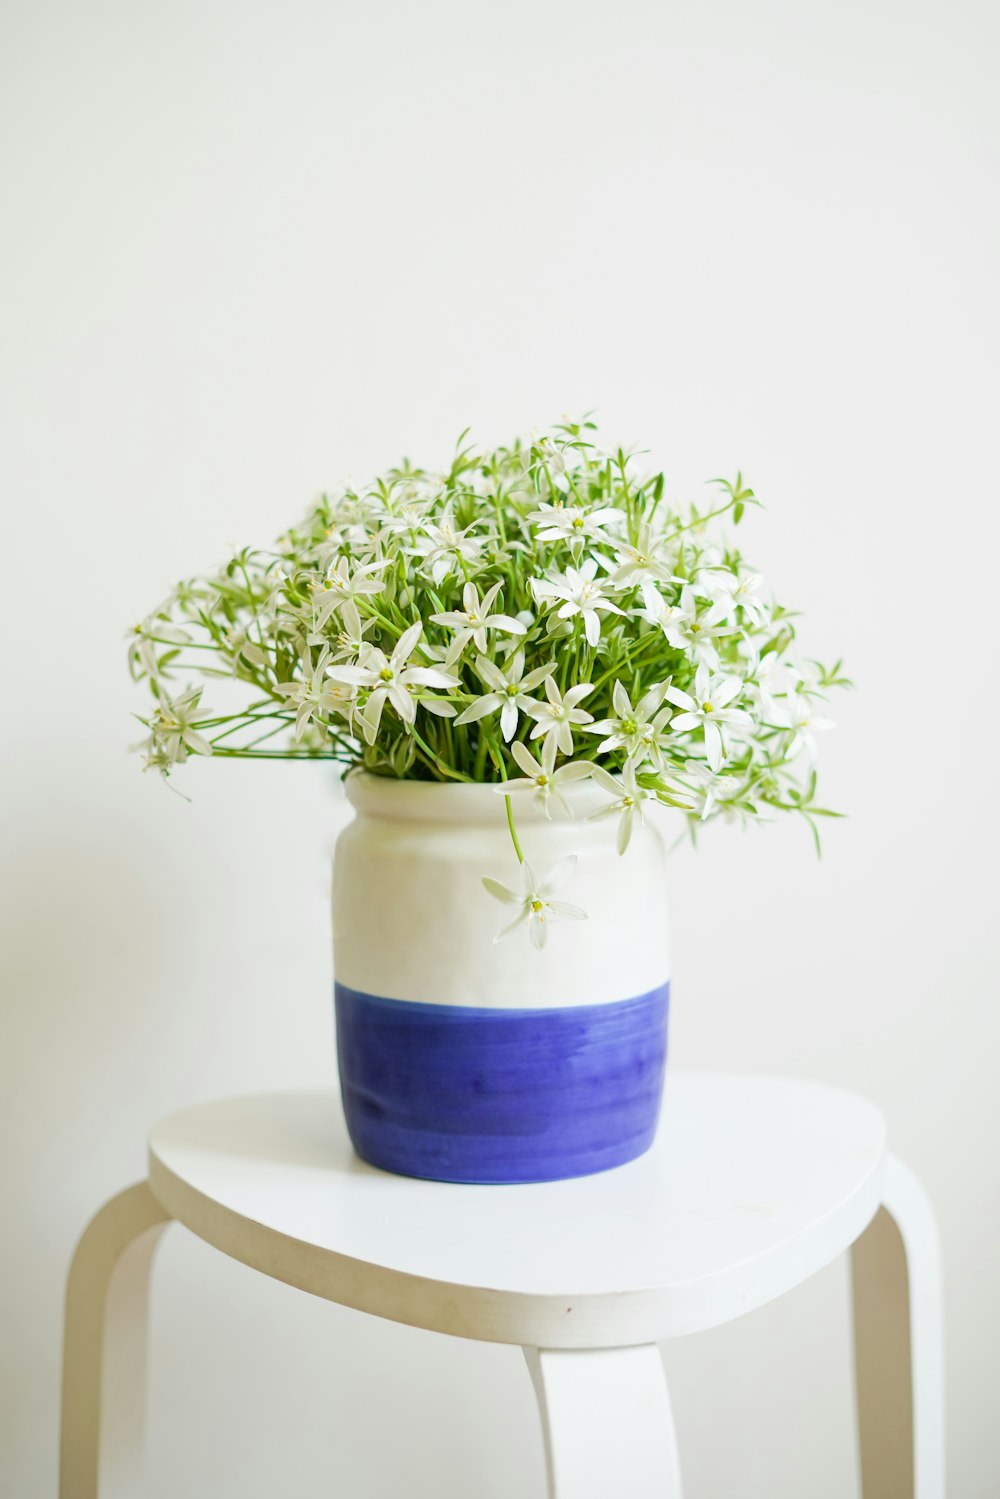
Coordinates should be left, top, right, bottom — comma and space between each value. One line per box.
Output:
334, 981, 669, 1184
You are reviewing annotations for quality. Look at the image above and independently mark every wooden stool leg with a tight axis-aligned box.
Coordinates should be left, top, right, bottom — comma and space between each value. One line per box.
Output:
851, 1153, 945, 1499
523, 1344, 683, 1498
60, 1182, 173, 1499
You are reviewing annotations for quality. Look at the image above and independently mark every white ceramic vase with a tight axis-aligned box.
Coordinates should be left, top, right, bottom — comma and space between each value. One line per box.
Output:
332, 772, 671, 1183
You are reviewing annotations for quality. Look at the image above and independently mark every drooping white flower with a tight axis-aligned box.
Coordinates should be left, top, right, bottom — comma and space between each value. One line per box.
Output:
453, 649, 556, 741
326, 623, 459, 743
430, 581, 526, 657
499, 738, 593, 818
531, 558, 624, 647
482, 856, 588, 950
525, 676, 595, 755
666, 664, 752, 772
585, 679, 672, 766
588, 761, 650, 855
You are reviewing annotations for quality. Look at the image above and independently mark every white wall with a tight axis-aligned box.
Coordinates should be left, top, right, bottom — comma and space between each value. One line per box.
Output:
2, 0, 997, 1493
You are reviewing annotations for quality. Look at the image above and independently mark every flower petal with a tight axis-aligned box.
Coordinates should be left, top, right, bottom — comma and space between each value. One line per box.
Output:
548, 901, 588, 921
590, 766, 621, 796
476, 656, 507, 692
494, 909, 530, 943
482, 876, 521, 906
612, 680, 632, 718
393, 621, 423, 666
488, 613, 526, 635
554, 761, 593, 784
704, 719, 723, 771
510, 741, 538, 777
500, 699, 518, 741
538, 854, 577, 895
454, 695, 500, 725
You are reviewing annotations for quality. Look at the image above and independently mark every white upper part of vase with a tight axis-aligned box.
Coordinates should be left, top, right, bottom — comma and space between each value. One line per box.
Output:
332, 772, 671, 1009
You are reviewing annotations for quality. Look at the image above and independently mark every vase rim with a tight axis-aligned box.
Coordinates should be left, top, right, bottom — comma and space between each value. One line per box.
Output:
343, 768, 614, 824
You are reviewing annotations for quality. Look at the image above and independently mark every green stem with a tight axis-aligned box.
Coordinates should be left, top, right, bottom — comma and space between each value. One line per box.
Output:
408, 726, 474, 781
505, 795, 525, 864
493, 741, 524, 864
668, 495, 739, 538
207, 748, 344, 760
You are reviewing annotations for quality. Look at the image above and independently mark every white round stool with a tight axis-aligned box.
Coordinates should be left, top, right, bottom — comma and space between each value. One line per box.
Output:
59, 1074, 944, 1498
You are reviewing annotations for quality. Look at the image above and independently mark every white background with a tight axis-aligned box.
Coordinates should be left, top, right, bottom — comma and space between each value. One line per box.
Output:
2, 0, 997, 1493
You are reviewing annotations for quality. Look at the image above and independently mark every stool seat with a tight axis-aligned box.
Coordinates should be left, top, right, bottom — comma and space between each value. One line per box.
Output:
147, 1074, 885, 1348
59, 1074, 944, 1499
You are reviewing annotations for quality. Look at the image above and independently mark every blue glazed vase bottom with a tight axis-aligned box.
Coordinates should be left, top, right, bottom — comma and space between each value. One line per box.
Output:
334, 981, 670, 1185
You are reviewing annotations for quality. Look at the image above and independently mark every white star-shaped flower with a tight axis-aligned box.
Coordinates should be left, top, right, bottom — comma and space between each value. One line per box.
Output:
665, 665, 752, 772
454, 649, 556, 741
585, 678, 672, 768
498, 738, 593, 818
643, 584, 732, 669
528, 500, 621, 547
276, 646, 357, 739
482, 856, 588, 950
531, 558, 624, 647
310, 556, 390, 631
588, 761, 650, 855
780, 694, 835, 762
525, 676, 595, 756
612, 523, 678, 592
326, 623, 458, 743
430, 581, 526, 658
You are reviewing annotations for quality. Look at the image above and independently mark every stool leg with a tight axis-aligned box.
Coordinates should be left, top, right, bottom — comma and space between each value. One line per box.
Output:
523, 1344, 683, 1498
60, 1182, 173, 1499
851, 1153, 945, 1499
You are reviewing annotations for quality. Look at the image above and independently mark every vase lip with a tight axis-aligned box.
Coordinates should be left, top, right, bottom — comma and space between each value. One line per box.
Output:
343, 767, 614, 824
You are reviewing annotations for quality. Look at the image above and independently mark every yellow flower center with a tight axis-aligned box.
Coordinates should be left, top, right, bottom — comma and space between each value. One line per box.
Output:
530, 899, 544, 913
702, 701, 714, 714
380, 667, 394, 682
